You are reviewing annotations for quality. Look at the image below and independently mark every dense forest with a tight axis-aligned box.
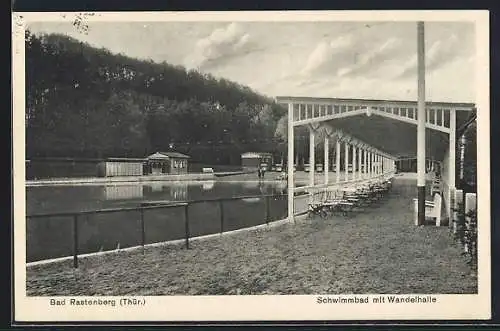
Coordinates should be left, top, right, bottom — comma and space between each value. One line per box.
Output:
25, 30, 288, 165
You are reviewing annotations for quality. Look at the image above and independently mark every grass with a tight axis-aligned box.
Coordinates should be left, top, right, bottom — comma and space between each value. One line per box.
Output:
26, 179, 477, 296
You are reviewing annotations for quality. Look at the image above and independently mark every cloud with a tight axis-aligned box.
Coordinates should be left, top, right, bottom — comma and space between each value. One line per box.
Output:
300, 35, 353, 76
299, 30, 411, 81
254, 22, 474, 103
396, 34, 463, 79
299, 23, 471, 85
336, 37, 401, 78
184, 22, 259, 70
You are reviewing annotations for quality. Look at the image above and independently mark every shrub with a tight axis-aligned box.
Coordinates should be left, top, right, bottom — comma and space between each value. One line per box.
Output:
454, 201, 477, 268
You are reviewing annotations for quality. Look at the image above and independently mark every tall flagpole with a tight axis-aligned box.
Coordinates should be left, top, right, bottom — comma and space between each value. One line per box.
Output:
417, 21, 426, 225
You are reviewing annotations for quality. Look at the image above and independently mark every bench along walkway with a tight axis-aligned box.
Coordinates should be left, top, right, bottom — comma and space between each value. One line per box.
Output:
27, 178, 476, 296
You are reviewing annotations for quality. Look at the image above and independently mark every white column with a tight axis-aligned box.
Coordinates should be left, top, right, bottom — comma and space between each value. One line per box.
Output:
377, 154, 382, 176
344, 141, 349, 182
449, 108, 457, 219
366, 150, 369, 179
357, 145, 362, 180
371, 151, 374, 179
363, 146, 369, 179
367, 150, 371, 178
460, 131, 466, 180
324, 135, 329, 185
352, 145, 357, 181
287, 103, 294, 222
309, 127, 315, 188
336, 139, 341, 183
417, 21, 426, 226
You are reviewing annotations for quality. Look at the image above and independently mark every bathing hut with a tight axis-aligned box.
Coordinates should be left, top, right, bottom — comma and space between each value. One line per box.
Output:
146, 151, 190, 175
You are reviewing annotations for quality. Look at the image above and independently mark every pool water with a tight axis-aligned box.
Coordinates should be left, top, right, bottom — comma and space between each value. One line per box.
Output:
26, 180, 289, 262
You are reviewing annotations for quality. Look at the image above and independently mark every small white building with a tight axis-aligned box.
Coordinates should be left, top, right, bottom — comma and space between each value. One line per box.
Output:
146, 151, 190, 175
241, 152, 273, 171
97, 158, 146, 177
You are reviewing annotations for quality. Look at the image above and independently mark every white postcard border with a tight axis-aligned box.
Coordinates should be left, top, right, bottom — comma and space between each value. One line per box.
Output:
12, 10, 491, 322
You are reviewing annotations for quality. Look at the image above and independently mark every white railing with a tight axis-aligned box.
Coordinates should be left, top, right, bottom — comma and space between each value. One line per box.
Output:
286, 100, 456, 133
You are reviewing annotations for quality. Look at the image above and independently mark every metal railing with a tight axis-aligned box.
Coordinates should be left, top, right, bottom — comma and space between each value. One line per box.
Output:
27, 193, 291, 268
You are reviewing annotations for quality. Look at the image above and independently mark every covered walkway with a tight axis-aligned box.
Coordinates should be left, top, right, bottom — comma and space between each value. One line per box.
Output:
275, 96, 475, 224
26, 176, 476, 296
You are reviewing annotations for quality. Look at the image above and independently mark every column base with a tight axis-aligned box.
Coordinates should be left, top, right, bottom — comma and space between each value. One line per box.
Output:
417, 185, 426, 225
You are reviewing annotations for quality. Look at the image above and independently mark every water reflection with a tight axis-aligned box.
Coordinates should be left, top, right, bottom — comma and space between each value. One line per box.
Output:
259, 182, 266, 195
28, 179, 290, 215
261, 181, 287, 195
100, 180, 287, 205
142, 182, 188, 201
148, 182, 163, 192
202, 180, 215, 191
241, 197, 261, 203
170, 183, 188, 201
104, 185, 143, 200
242, 181, 260, 189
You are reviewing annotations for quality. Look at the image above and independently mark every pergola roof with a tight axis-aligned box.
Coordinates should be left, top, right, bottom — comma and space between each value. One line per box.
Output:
324, 113, 449, 161
276, 96, 475, 110
276, 96, 475, 162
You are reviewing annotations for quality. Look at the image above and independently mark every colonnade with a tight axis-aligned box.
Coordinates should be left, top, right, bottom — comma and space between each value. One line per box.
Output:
280, 95, 470, 224
305, 125, 396, 189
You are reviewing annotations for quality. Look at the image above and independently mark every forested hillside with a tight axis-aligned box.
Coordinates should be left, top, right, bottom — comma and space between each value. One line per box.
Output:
25, 31, 287, 165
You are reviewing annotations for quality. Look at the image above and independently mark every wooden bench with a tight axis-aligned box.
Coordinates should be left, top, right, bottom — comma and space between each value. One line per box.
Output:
308, 190, 354, 217
323, 199, 354, 215
413, 193, 442, 226
202, 167, 214, 174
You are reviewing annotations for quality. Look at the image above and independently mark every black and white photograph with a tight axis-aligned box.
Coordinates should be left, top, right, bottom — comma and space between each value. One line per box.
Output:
13, 10, 490, 322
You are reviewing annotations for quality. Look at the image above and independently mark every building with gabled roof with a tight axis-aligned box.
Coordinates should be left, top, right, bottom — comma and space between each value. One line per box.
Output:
147, 151, 190, 175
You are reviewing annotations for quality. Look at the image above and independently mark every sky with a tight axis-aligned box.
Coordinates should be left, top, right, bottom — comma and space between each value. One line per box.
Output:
27, 20, 476, 103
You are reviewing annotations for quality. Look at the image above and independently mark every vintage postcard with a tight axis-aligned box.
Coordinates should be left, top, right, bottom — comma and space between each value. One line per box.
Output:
12, 10, 490, 322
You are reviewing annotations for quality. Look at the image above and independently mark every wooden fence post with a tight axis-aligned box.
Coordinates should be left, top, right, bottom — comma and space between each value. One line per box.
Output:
73, 215, 79, 269
219, 200, 224, 234
140, 208, 145, 251
265, 195, 270, 225
184, 204, 190, 249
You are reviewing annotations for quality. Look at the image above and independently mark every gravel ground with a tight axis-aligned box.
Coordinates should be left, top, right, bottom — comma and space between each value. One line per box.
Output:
26, 179, 476, 296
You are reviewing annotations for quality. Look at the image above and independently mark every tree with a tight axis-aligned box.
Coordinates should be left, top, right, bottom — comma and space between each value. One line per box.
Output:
25, 31, 284, 164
